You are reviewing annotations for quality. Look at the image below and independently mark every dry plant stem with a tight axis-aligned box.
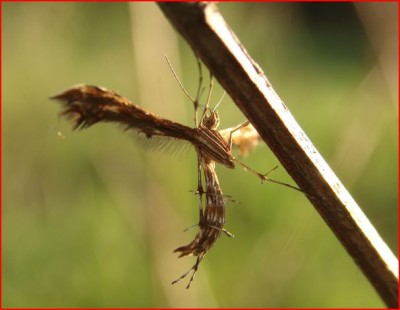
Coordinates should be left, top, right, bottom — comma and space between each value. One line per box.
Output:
158, 2, 398, 307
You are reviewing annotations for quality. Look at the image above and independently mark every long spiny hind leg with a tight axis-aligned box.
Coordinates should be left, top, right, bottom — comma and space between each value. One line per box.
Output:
234, 160, 305, 193
227, 120, 250, 149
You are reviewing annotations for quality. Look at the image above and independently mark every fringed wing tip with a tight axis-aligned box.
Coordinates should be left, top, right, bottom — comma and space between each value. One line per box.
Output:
50, 84, 92, 102
51, 85, 95, 130
173, 245, 195, 258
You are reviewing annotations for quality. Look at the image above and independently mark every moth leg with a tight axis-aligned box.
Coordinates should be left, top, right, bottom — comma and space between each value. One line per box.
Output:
193, 57, 204, 127
206, 224, 234, 238
234, 159, 305, 193
199, 71, 214, 125
171, 254, 204, 289
228, 120, 250, 149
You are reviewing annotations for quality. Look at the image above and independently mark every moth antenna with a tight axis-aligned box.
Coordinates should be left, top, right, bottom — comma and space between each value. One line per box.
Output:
165, 55, 203, 127
165, 55, 194, 103
212, 91, 226, 112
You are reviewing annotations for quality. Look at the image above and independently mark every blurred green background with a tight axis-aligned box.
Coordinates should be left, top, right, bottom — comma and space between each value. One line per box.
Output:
3, 2, 397, 308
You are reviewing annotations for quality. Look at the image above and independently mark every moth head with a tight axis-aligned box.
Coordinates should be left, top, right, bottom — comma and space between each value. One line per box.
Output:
203, 109, 220, 130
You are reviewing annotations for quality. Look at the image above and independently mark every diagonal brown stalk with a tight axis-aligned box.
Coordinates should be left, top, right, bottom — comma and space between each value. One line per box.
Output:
157, 2, 398, 306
